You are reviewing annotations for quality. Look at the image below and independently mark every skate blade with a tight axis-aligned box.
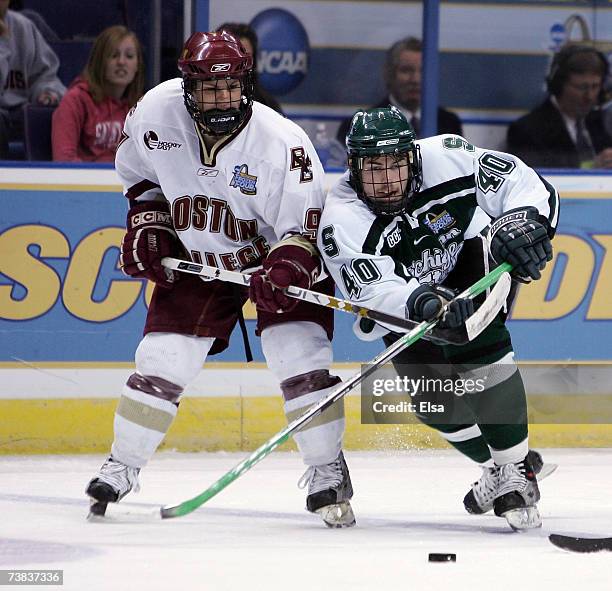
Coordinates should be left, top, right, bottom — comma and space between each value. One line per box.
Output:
504, 506, 542, 531
538, 463, 558, 481
315, 501, 356, 528
87, 499, 108, 521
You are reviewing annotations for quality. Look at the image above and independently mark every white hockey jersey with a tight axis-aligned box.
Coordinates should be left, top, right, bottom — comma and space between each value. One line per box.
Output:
318, 134, 560, 334
115, 78, 325, 271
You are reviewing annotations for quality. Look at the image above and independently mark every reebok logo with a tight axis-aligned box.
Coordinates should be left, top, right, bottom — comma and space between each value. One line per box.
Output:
211, 63, 231, 72
197, 168, 219, 177
376, 138, 399, 146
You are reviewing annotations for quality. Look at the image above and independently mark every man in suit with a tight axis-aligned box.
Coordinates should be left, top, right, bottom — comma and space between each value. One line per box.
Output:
336, 37, 462, 144
507, 45, 612, 169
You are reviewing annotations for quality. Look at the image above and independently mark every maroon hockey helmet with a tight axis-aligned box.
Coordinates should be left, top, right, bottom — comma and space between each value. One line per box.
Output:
178, 31, 254, 135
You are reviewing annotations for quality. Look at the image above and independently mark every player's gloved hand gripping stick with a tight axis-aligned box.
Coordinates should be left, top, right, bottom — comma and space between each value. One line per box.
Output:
159, 261, 512, 519
161, 257, 511, 346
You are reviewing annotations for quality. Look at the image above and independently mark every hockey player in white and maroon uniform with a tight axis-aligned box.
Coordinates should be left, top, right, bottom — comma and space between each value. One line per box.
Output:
85, 31, 354, 528
318, 106, 560, 530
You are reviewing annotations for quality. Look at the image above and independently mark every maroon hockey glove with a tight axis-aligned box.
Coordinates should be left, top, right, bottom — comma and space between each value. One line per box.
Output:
406, 284, 474, 329
488, 207, 553, 283
120, 201, 181, 288
249, 245, 320, 314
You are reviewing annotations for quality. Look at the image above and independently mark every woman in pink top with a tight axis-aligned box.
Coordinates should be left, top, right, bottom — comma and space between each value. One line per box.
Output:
52, 25, 144, 162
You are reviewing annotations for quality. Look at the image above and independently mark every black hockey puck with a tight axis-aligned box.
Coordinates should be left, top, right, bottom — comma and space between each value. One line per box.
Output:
428, 553, 456, 562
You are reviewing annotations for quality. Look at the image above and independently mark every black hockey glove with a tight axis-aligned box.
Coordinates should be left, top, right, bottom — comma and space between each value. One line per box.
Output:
488, 206, 553, 283
406, 284, 474, 329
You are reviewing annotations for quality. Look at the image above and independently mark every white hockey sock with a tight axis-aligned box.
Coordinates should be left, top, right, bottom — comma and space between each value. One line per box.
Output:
491, 438, 529, 466
110, 385, 178, 468
284, 382, 345, 466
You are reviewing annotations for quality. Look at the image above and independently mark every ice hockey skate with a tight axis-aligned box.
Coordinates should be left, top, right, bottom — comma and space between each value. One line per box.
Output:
298, 451, 355, 528
463, 449, 556, 515
463, 464, 498, 515
86, 456, 141, 518
493, 454, 541, 531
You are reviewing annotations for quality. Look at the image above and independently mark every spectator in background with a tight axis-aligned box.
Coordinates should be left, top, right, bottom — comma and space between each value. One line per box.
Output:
52, 25, 144, 162
217, 22, 284, 115
507, 45, 612, 169
336, 36, 462, 144
0, 0, 65, 158
9, 0, 59, 43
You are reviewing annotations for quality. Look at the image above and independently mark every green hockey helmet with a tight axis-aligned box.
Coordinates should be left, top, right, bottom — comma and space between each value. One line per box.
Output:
346, 106, 422, 216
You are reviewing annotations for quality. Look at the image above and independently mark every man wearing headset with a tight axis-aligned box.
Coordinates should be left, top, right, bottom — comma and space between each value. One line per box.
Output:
507, 44, 612, 169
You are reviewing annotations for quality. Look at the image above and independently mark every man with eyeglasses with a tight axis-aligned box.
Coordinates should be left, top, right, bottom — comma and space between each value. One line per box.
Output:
336, 37, 463, 144
507, 45, 612, 169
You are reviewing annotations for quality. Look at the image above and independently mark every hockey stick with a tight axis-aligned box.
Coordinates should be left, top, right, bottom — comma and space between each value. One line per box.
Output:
161, 256, 456, 341
159, 262, 512, 519
161, 257, 509, 345
549, 534, 612, 553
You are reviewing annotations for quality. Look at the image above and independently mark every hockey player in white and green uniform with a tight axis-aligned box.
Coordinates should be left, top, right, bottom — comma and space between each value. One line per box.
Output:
318, 106, 559, 531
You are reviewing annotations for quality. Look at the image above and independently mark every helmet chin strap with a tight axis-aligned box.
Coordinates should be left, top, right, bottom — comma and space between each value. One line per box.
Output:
202, 108, 242, 136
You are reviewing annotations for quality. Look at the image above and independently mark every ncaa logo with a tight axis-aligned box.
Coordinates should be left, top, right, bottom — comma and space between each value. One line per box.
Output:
144, 130, 159, 150
250, 8, 310, 95
211, 63, 231, 72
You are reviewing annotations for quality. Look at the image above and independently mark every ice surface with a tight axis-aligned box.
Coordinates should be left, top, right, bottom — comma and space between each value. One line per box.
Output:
1, 449, 609, 591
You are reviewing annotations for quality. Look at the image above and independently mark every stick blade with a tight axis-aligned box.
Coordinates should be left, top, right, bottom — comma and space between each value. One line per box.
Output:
160, 504, 180, 519
465, 271, 511, 340
549, 534, 612, 553
160, 501, 197, 519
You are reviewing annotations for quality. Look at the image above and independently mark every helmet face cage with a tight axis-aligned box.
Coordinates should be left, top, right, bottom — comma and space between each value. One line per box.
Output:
178, 31, 254, 136
346, 106, 422, 217
182, 71, 254, 136
349, 146, 422, 216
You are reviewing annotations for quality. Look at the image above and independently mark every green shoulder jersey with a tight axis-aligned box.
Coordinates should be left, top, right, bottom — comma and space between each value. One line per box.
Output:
317, 134, 559, 337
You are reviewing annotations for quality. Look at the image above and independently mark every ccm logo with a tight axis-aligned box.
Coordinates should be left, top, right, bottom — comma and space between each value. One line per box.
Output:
131, 211, 172, 226
211, 63, 231, 72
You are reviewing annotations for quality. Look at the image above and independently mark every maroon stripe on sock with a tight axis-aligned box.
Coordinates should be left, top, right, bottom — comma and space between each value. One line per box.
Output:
126, 373, 183, 403
280, 370, 341, 401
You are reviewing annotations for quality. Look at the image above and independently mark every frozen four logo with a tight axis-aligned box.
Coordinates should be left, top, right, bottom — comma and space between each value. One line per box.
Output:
423, 210, 455, 234
229, 164, 258, 195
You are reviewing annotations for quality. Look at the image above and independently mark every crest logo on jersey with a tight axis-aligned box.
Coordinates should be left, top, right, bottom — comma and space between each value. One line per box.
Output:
229, 164, 258, 195
144, 130, 182, 151
197, 168, 219, 177
423, 210, 455, 234
290, 147, 313, 183
211, 63, 231, 72
144, 130, 159, 150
